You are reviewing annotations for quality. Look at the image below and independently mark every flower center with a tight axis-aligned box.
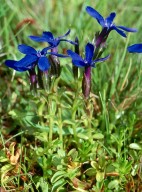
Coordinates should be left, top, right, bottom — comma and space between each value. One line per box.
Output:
37, 50, 45, 57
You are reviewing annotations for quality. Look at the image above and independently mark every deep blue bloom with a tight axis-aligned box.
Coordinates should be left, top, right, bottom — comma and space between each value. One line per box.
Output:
127, 44, 142, 53
28, 30, 76, 77
67, 43, 109, 68
86, 6, 137, 38
67, 43, 110, 98
29, 30, 76, 47
5, 44, 68, 72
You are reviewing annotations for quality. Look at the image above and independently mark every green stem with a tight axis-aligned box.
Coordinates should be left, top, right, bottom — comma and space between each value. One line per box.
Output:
72, 80, 81, 142
49, 100, 53, 142
58, 105, 63, 148
72, 109, 77, 141
110, 34, 130, 97
99, 91, 110, 144
85, 99, 93, 142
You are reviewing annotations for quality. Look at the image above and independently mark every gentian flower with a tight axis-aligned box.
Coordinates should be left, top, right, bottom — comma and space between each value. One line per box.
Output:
86, 6, 137, 47
29, 29, 76, 47
67, 43, 110, 98
29, 30, 76, 77
127, 44, 142, 53
5, 44, 68, 90
5, 44, 67, 72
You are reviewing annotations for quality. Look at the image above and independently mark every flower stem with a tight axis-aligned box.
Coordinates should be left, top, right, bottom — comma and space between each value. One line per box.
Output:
72, 80, 81, 142
72, 104, 78, 141
49, 101, 53, 142
58, 104, 63, 149
82, 66, 91, 99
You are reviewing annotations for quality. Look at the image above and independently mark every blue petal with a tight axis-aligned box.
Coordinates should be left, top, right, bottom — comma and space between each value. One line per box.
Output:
112, 26, 127, 37
117, 26, 137, 32
72, 60, 86, 67
92, 55, 110, 66
29, 36, 47, 42
18, 44, 37, 55
5, 60, 17, 67
48, 52, 69, 58
42, 31, 54, 40
85, 43, 94, 63
58, 29, 71, 39
127, 44, 142, 53
86, 6, 105, 27
59, 39, 77, 45
38, 57, 50, 71
105, 12, 116, 28
67, 50, 83, 61
16, 55, 37, 67
5, 60, 31, 71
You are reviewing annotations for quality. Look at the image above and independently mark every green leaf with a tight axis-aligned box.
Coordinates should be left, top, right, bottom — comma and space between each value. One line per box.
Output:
85, 168, 96, 176
93, 133, 104, 140
129, 143, 141, 150
131, 164, 139, 176
51, 178, 67, 192
96, 171, 104, 182
38, 177, 49, 192
108, 180, 119, 189
1, 164, 14, 182
68, 148, 78, 160
35, 132, 48, 142
91, 161, 98, 169
0, 156, 9, 162
52, 156, 62, 166
77, 133, 89, 140
51, 171, 66, 183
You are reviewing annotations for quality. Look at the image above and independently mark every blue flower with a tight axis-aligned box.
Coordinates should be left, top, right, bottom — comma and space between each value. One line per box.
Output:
5, 44, 68, 72
67, 43, 110, 98
29, 30, 76, 47
86, 6, 137, 38
67, 43, 109, 68
127, 44, 142, 53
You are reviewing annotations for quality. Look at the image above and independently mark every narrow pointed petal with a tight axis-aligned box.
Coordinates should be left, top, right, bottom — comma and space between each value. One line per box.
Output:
86, 6, 105, 27
5, 60, 17, 67
85, 43, 94, 63
42, 31, 54, 40
38, 57, 50, 71
59, 39, 77, 45
72, 60, 86, 67
5, 60, 31, 71
67, 50, 83, 61
18, 44, 37, 55
48, 52, 69, 58
92, 55, 110, 66
58, 29, 71, 39
29, 36, 47, 42
112, 26, 127, 37
127, 44, 142, 53
117, 26, 137, 32
16, 55, 37, 67
105, 12, 116, 27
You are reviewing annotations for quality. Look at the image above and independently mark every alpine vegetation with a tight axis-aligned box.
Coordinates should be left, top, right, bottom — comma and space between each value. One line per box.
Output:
2, 2, 141, 191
